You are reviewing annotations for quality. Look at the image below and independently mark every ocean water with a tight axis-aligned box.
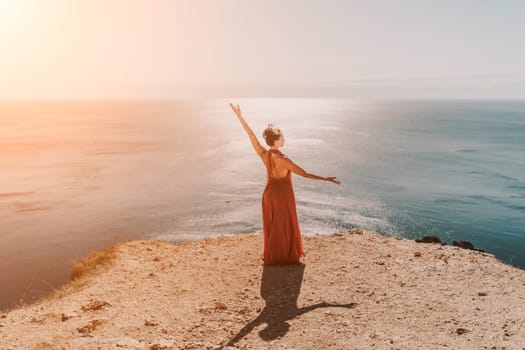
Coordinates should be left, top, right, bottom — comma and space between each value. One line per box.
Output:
1, 98, 524, 310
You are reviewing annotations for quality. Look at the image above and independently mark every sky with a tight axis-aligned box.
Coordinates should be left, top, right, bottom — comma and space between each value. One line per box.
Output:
0, 0, 524, 99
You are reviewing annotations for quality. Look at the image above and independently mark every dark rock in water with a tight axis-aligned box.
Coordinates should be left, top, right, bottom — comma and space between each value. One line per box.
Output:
452, 240, 485, 252
415, 235, 445, 245
453, 240, 474, 249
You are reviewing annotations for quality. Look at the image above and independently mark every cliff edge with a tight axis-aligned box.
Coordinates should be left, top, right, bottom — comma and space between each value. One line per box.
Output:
1, 229, 524, 350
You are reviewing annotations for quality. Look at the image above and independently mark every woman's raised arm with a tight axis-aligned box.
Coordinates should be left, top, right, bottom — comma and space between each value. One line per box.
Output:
229, 102, 266, 156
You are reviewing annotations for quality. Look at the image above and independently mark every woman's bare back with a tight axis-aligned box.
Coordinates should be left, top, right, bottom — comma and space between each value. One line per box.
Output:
262, 150, 290, 179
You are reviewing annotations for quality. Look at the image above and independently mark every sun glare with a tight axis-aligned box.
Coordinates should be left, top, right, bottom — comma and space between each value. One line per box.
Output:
0, 0, 14, 13
0, 0, 23, 23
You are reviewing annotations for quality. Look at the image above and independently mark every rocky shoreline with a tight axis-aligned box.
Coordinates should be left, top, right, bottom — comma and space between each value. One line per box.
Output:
1, 229, 524, 350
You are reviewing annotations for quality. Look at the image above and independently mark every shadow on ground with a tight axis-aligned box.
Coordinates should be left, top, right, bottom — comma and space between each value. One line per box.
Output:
220, 263, 356, 347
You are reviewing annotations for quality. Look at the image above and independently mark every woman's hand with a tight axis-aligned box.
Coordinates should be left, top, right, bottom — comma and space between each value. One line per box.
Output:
325, 177, 341, 185
229, 102, 242, 118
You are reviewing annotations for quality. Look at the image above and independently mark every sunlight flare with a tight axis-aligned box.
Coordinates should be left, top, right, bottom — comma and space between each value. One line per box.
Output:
0, 0, 24, 29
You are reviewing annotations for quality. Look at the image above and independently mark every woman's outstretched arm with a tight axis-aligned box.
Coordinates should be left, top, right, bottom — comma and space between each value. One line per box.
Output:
229, 102, 266, 156
282, 158, 341, 185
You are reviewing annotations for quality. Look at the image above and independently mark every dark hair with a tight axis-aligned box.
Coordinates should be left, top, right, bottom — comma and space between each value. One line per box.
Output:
262, 124, 282, 146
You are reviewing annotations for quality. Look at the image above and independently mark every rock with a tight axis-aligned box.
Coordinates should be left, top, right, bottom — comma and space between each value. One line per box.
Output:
452, 240, 484, 252
115, 336, 142, 348
150, 338, 174, 349
237, 306, 250, 315
80, 300, 111, 312
414, 252, 422, 257
214, 301, 227, 310
438, 255, 449, 264
456, 327, 469, 335
145, 319, 159, 326
158, 339, 175, 347
30, 317, 44, 324
453, 240, 474, 249
415, 235, 445, 244
77, 319, 105, 334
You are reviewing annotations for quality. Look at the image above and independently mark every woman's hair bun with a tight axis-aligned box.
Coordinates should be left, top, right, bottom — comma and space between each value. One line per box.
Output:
262, 123, 281, 146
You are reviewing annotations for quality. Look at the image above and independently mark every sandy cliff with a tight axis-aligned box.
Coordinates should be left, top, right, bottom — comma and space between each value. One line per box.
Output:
1, 229, 524, 350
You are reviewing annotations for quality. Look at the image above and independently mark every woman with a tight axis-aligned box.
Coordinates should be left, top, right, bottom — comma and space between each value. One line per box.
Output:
230, 102, 340, 265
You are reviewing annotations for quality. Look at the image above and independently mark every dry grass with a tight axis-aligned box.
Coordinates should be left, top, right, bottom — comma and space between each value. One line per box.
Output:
70, 242, 121, 281
4, 243, 123, 312
43, 242, 122, 302
42, 278, 91, 303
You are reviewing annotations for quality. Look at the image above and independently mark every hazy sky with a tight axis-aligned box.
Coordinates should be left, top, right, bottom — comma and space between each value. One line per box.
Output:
1, 0, 524, 98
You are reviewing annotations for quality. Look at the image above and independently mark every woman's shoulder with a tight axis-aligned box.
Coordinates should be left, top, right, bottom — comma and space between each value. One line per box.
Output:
273, 153, 289, 163
266, 149, 289, 161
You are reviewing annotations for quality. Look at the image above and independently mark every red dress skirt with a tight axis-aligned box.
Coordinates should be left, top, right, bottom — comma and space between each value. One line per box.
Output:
260, 149, 305, 265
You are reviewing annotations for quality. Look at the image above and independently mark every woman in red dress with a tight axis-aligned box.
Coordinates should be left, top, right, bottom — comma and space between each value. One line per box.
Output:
230, 102, 341, 265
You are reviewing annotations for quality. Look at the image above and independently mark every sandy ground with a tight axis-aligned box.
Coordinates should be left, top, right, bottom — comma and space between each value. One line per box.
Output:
1, 228, 525, 350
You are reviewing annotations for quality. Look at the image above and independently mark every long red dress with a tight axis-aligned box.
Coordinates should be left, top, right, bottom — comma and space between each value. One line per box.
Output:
260, 149, 305, 265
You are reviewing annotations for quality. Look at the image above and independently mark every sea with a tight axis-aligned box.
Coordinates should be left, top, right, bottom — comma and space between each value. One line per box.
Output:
1, 98, 524, 311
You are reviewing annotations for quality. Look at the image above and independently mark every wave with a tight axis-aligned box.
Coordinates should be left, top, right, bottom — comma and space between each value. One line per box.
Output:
317, 126, 340, 131
433, 197, 479, 206
467, 170, 519, 182
0, 191, 35, 198
151, 232, 215, 242
465, 194, 525, 212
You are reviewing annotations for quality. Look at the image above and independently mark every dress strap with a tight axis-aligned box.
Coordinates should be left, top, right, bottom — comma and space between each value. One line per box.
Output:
266, 150, 273, 177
